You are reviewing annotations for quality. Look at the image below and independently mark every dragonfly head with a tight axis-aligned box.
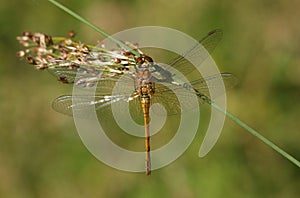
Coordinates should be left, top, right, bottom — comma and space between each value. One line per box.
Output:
135, 55, 154, 69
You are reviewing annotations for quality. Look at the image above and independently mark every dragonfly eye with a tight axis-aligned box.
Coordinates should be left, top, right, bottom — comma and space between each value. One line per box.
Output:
136, 55, 153, 63
143, 55, 153, 63
135, 56, 143, 64
136, 55, 154, 68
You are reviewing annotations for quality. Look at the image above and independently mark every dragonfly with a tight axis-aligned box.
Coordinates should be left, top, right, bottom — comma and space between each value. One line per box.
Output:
32, 29, 236, 175
16, 0, 300, 174
17, 26, 239, 175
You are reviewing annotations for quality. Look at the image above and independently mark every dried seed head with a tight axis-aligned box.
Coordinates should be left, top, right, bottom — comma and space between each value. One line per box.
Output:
22, 31, 32, 37
17, 31, 141, 81
26, 56, 36, 65
17, 50, 26, 58
44, 35, 53, 46
64, 39, 72, 45
81, 45, 90, 53
68, 30, 76, 38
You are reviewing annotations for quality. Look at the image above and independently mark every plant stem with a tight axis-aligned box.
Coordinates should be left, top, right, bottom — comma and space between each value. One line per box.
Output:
47, 0, 140, 56
47, 0, 300, 169
205, 97, 300, 168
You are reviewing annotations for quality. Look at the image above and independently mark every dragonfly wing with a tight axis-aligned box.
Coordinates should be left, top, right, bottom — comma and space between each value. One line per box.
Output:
165, 29, 223, 76
190, 72, 239, 98
95, 74, 135, 94
150, 82, 198, 115
52, 93, 143, 119
47, 63, 79, 84
150, 72, 238, 115
48, 62, 136, 96
47, 47, 136, 87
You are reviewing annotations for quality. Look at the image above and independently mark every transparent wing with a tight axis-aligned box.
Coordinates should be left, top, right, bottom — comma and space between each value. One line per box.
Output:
52, 95, 121, 116
150, 73, 238, 115
52, 94, 144, 119
189, 72, 238, 93
50, 29, 235, 118
52, 73, 144, 119
47, 48, 136, 86
165, 29, 223, 76
47, 63, 80, 84
52, 73, 238, 117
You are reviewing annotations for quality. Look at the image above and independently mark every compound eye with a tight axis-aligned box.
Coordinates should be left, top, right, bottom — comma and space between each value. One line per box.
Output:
144, 55, 153, 63
135, 56, 143, 64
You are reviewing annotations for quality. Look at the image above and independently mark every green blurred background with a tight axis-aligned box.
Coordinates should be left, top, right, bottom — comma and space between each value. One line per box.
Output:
1, 0, 300, 197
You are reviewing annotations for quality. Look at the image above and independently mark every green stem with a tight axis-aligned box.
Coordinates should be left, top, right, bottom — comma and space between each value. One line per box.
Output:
206, 98, 300, 168
47, 0, 300, 168
47, 0, 140, 56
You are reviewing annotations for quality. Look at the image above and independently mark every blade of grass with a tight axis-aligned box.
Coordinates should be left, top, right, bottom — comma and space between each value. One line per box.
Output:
47, 0, 140, 56
202, 96, 300, 168
47, 0, 300, 168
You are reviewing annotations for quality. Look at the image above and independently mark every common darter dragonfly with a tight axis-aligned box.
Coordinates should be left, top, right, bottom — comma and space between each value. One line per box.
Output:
17, 29, 238, 175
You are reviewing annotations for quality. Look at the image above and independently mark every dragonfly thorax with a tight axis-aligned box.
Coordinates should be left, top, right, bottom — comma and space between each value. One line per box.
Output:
134, 55, 155, 97
135, 55, 154, 79
137, 75, 155, 96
